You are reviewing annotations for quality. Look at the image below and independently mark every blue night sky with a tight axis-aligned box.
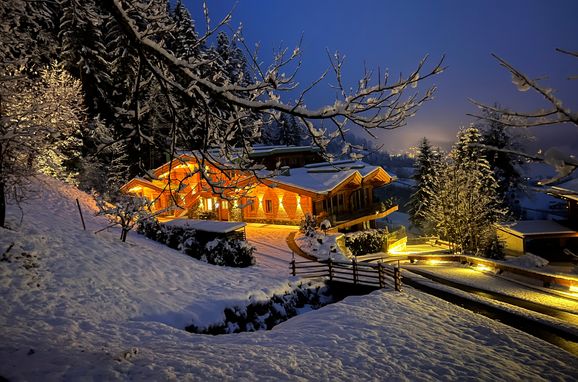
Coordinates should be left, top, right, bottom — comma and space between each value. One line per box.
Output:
184, 0, 578, 155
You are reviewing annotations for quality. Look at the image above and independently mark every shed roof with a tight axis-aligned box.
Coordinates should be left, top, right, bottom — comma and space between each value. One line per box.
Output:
497, 220, 577, 238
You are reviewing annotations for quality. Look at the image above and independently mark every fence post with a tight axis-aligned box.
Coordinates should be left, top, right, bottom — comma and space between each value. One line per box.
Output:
290, 253, 296, 276
378, 261, 385, 288
352, 257, 358, 285
328, 257, 333, 281
394, 261, 402, 292
76, 198, 86, 231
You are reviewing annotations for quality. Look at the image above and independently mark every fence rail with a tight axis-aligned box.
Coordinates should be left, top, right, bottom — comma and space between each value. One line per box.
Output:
290, 257, 402, 291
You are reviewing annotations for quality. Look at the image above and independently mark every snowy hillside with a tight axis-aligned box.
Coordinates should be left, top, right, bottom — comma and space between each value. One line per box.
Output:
1, 177, 577, 381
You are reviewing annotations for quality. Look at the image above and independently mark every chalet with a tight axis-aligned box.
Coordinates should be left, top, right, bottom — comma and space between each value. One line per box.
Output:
497, 178, 578, 259
121, 145, 397, 231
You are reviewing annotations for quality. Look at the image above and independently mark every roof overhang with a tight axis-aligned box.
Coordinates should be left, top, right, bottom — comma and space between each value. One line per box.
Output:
121, 178, 163, 194
497, 220, 578, 240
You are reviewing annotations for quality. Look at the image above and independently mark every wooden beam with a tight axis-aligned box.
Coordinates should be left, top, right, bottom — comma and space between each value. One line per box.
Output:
333, 205, 398, 231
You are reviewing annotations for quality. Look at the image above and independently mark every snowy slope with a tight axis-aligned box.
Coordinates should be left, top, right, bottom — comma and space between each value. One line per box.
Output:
1, 177, 577, 381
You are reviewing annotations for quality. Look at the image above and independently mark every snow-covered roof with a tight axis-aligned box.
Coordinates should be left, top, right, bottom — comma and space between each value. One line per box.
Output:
248, 145, 321, 157
266, 161, 391, 195
550, 178, 578, 202
162, 218, 246, 233
498, 220, 577, 237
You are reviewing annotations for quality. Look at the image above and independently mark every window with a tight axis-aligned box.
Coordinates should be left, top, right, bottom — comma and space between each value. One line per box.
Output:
265, 200, 273, 213
249, 200, 256, 212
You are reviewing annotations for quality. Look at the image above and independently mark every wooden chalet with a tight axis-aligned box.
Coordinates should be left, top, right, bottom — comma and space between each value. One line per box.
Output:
121, 146, 396, 230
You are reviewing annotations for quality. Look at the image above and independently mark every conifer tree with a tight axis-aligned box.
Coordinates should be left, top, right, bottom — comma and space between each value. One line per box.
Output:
478, 108, 524, 218
408, 137, 442, 233
425, 127, 507, 257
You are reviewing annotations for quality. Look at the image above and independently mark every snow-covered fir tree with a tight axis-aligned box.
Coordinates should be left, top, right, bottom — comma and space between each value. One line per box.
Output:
424, 127, 507, 258
408, 138, 443, 233
478, 108, 524, 218
261, 113, 305, 147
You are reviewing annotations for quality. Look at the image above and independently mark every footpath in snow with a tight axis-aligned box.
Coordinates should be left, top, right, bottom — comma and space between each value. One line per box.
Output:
0, 177, 577, 381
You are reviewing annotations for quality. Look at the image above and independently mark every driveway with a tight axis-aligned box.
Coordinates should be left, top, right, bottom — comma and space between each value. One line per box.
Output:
245, 223, 299, 273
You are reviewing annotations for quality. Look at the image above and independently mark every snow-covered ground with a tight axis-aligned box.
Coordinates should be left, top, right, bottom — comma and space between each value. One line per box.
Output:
1, 177, 577, 380
404, 264, 578, 318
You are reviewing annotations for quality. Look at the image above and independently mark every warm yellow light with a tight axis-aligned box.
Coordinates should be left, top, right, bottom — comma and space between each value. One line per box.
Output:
128, 186, 142, 193
476, 264, 493, 272
427, 260, 442, 265
174, 163, 196, 170
570, 285, 578, 293
158, 172, 169, 179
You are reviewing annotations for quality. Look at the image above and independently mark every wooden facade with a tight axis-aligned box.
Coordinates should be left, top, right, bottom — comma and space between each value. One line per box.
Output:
121, 147, 395, 228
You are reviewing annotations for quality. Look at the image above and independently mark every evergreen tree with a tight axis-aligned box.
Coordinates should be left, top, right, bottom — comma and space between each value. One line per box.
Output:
424, 127, 507, 258
478, 108, 524, 218
169, 0, 201, 60
408, 138, 442, 233
261, 113, 305, 146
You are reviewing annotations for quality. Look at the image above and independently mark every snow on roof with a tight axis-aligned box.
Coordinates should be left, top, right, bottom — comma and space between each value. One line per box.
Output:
248, 145, 320, 157
162, 218, 246, 233
498, 220, 577, 237
268, 161, 385, 194
551, 178, 578, 201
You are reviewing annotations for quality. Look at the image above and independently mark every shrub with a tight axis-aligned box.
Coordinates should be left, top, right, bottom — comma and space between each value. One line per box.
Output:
137, 218, 163, 242
344, 229, 386, 257
137, 218, 255, 267
164, 225, 184, 250
300, 213, 317, 237
204, 238, 256, 267
180, 229, 202, 259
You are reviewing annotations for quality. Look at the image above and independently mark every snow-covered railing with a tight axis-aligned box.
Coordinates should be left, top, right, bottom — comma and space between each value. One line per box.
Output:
290, 257, 402, 291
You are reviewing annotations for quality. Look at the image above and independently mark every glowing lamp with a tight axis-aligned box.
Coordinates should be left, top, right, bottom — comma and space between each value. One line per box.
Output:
476, 264, 493, 272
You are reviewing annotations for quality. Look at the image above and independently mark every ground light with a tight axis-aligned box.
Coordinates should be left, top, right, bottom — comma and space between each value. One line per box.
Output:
475, 264, 494, 272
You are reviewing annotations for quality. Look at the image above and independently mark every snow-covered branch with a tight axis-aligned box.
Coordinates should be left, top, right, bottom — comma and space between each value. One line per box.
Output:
470, 52, 578, 128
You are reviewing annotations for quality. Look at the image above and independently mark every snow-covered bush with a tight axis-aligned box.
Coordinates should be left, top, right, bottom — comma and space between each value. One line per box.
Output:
319, 219, 331, 235
345, 229, 386, 257
180, 230, 202, 259
299, 213, 317, 237
204, 238, 256, 268
137, 218, 163, 242
137, 219, 255, 267
164, 225, 185, 250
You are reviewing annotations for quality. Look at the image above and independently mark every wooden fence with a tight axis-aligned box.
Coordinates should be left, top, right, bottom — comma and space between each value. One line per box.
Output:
290, 257, 402, 291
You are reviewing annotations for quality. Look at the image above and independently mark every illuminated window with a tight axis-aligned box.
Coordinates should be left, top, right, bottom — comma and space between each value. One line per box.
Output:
206, 198, 213, 211
265, 200, 273, 213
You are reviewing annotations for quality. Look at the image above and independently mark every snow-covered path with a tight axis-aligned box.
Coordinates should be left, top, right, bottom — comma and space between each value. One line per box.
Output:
245, 223, 297, 273
404, 265, 578, 316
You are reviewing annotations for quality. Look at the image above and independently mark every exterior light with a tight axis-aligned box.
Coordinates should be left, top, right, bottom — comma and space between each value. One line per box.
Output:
476, 264, 493, 272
